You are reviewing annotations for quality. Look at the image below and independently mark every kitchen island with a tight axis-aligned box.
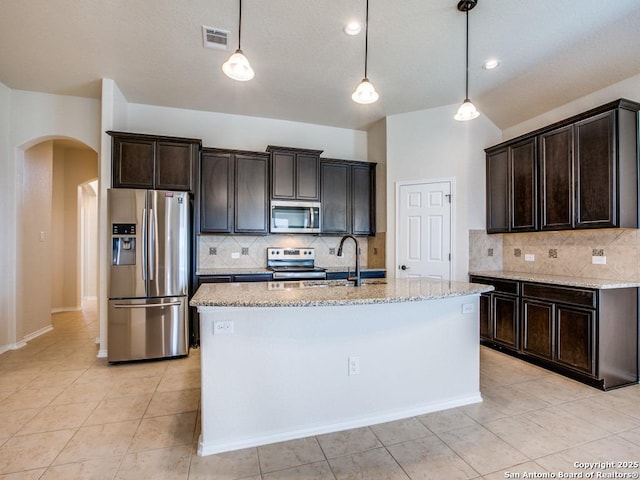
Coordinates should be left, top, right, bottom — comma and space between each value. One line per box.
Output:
190, 278, 493, 456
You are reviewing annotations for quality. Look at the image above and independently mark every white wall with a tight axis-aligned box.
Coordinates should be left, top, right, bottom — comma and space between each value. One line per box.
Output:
0, 81, 12, 350
126, 104, 368, 160
19, 141, 54, 340
385, 104, 501, 281
1, 90, 100, 352
503, 74, 640, 140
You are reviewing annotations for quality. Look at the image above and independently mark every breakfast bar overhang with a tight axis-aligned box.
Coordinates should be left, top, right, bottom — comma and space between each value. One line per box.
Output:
190, 278, 493, 456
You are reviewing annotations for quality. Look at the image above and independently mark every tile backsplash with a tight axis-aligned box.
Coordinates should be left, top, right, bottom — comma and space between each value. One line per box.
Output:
469, 228, 640, 281
197, 234, 371, 270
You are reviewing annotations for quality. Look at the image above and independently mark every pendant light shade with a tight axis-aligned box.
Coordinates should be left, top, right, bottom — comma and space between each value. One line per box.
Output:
454, 0, 479, 121
352, 78, 379, 104
352, 0, 378, 104
455, 98, 480, 121
222, 49, 254, 81
223, 0, 254, 82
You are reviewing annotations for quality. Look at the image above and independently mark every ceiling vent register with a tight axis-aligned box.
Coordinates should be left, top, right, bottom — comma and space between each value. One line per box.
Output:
202, 26, 229, 50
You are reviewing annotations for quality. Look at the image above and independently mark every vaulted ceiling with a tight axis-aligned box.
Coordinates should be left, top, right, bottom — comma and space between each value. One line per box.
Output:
1, 0, 639, 131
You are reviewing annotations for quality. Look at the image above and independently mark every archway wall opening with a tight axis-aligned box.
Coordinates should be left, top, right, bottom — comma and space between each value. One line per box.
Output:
1, 88, 100, 351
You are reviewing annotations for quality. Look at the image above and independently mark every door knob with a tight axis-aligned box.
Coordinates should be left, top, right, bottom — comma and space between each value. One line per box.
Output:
400, 265, 408, 270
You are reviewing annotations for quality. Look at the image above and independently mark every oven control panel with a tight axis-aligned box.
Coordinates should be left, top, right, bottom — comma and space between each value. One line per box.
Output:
267, 247, 315, 261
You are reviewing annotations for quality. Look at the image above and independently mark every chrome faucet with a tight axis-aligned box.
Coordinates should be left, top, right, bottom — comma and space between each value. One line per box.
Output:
337, 235, 361, 286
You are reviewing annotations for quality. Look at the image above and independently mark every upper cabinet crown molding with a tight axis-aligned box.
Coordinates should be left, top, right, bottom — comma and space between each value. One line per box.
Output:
485, 98, 640, 234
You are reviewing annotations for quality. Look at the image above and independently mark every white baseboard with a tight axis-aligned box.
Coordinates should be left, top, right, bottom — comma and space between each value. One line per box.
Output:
51, 306, 82, 314
0, 340, 28, 354
22, 325, 54, 343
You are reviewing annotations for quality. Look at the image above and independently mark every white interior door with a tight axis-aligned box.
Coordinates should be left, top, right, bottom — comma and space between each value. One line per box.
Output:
397, 181, 452, 280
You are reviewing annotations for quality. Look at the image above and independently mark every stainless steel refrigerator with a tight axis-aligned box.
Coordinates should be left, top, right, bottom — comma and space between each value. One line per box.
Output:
107, 189, 190, 362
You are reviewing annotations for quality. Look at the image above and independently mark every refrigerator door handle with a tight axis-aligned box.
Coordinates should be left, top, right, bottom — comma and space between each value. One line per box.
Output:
142, 208, 148, 281
149, 207, 156, 281
113, 301, 182, 309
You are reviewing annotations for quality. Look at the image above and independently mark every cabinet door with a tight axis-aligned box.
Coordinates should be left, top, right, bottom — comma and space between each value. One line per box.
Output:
321, 162, 350, 234
235, 155, 268, 233
575, 111, 615, 228
522, 299, 553, 360
510, 138, 537, 231
540, 126, 573, 230
296, 154, 320, 200
271, 152, 296, 199
200, 152, 233, 233
155, 141, 194, 191
486, 148, 510, 233
492, 294, 519, 349
555, 306, 595, 375
352, 164, 375, 235
479, 293, 491, 340
112, 138, 155, 189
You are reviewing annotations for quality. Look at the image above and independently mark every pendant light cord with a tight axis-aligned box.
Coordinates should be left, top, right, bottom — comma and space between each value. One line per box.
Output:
238, 0, 243, 50
465, 8, 469, 99
364, 0, 369, 78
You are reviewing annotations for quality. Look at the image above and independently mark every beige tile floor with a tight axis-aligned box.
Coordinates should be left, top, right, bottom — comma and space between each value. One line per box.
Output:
1, 304, 640, 479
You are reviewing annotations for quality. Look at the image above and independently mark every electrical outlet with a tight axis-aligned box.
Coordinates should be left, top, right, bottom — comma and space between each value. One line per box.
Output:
348, 356, 360, 376
592, 255, 607, 265
524, 254, 535, 262
462, 303, 474, 314
329, 248, 336, 255
213, 320, 234, 335
231, 252, 240, 259
209, 247, 217, 255
241, 247, 249, 255
373, 247, 378, 255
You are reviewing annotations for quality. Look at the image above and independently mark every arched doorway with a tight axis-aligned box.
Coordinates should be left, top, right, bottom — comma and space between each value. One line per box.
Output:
16, 138, 98, 343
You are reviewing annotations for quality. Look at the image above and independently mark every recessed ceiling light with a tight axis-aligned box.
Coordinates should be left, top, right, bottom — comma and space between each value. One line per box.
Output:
483, 58, 500, 70
343, 21, 362, 36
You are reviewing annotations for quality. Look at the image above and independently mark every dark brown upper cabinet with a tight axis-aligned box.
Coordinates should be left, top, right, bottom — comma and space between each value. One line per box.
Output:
540, 125, 574, 230
108, 131, 200, 191
510, 138, 537, 232
320, 159, 376, 236
267, 146, 322, 201
198, 148, 269, 235
485, 99, 640, 234
485, 138, 537, 233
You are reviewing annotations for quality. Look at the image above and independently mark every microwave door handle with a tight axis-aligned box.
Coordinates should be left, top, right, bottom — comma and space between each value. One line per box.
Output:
310, 207, 315, 228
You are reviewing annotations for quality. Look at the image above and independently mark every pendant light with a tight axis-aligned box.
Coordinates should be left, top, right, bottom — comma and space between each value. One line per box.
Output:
352, 0, 379, 104
454, 0, 480, 121
222, 0, 254, 81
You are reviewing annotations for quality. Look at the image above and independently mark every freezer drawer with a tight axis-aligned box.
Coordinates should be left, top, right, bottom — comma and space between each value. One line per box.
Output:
108, 297, 188, 362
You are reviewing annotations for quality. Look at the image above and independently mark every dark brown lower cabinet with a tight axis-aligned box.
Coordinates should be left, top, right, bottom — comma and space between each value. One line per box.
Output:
470, 275, 638, 390
493, 295, 519, 349
522, 300, 553, 360
555, 306, 595, 375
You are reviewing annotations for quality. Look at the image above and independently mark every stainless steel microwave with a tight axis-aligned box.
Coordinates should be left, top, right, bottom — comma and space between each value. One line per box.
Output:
270, 201, 321, 233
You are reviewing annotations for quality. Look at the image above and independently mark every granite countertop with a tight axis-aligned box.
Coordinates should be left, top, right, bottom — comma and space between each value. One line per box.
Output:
190, 277, 493, 308
469, 270, 640, 290
196, 267, 387, 276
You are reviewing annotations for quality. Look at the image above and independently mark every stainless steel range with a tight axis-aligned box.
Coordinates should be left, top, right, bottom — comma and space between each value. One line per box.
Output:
267, 247, 327, 280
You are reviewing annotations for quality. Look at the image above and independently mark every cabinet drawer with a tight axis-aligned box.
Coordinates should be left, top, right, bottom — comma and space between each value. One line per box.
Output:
522, 283, 596, 308
470, 276, 519, 295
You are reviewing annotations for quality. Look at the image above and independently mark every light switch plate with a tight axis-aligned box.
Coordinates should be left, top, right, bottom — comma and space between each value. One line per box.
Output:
231, 252, 240, 259
592, 255, 606, 265
524, 254, 535, 262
